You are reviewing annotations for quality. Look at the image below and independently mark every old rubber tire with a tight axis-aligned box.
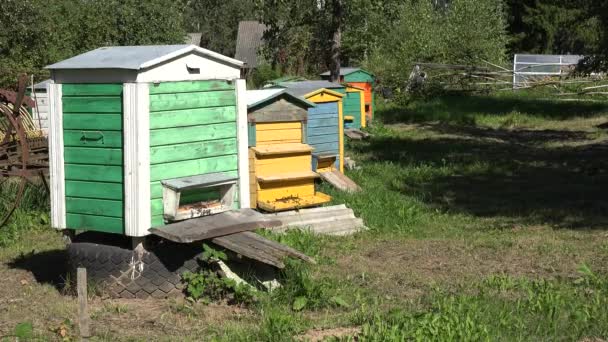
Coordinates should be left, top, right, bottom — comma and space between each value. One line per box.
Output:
67, 232, 203, 299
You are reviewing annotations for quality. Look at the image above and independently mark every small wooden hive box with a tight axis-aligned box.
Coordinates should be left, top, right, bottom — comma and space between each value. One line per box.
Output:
246, 89, 331, 212
320, 68, 375, 122
272, 81, 346, 173
46, 45, 251, 237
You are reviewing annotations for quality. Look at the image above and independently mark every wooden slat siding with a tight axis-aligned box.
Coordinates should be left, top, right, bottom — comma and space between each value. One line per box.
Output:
149, 122, 236, 146
66, 198, 123, 218
150, 138, 237, 164
62, 84, 123, 96
63, 130, 123, 148
63, 114, 122, 130
255, 154, 311, 176
149, 81, 239, 226
307, 101, 339, 171
343, 70, 375, 83
149, 80, 234, 94
65, 181, 123, 200
344, 92, 362, 129
66, 214, 124, 234
64, 147, 122, 166
149, 90, 236, 112
149, 106, 236, 129
63, 84, 124, 234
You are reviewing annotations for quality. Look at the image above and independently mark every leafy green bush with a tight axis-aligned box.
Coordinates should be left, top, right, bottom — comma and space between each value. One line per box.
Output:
182, 244, 257, 305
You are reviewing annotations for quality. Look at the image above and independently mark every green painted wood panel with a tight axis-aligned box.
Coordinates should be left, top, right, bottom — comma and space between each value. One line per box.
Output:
64, 147, 122, 166
66, 181, 123, 200
150, 155, 237, 182
149, 122, 236, 147
63, 97, 122, 113
149, 80, 234, 94
150, 138, 236, 165
151, 199, 163, 216
149, 170, 239, 198
63, 114, 122, 130
63, 83, 124, 234
63, 130, 123, 148
149, 106, 236, 129
62, 84, 123, 96
65, 164, 123, 183
151, 215, 164, 228
149, 90, 235, 112
66, 198, 123, 218
67, 214, 124, 234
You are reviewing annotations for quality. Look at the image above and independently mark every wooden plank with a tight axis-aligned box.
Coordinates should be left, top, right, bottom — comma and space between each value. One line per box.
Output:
255, 155, 311, 176
149, 122, 236, 146
64, 147, 123, 166
252, 143, 312, 155
308, 118, 338, 128
319, 170, 362, 193
258, 181, 316, 201
63, 114, 122, 130
63, 97, 122, 113
62, 83, 122, 96
66, 213, 123, 233
77, 268, 91, 338
149, 80, 234, 94
307, 134, 338, 144
151, 198, 164, 216
256, 129, 302, 144
65, 164, 123, 183
212, 233, 285, 269
257, 171, 319, 183
63, 130, 123, 148
309, 142, 339, 154
240, 231, 316, 264
248, 111, 307, 123
149, 208, 281, 243
308, 126, 338, 137
65, 181, 123, 200
149, 90, 236, 112
66, 197, 123, 218
150, 155, 237, 182
149, 106, 236, 129
150, 138, 237, 164
151, 214, 164, 228
256, 122, 301, 131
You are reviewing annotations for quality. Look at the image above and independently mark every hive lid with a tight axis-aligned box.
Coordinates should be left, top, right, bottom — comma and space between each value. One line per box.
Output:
46, 45, 243, 70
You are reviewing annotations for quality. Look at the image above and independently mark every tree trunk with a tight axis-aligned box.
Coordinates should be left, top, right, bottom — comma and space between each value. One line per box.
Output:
329, 0, 343, 83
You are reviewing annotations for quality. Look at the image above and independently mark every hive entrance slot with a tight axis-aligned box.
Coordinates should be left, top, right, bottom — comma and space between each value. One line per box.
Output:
161, 172, 238, 222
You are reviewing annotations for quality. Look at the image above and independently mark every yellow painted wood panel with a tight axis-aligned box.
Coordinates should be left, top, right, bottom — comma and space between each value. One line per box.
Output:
256, 122, 301, 131
257, 180, 315, 202
248, 149, 257, 209
256, 128, 302, 145
255, 154, 311, 176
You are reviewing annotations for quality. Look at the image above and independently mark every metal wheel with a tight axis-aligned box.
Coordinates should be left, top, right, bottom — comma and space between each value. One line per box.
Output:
0, 74, 49, 226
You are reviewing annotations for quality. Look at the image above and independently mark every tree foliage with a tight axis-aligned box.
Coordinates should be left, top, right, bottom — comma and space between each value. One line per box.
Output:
0, 0, 185, 88
363, 0, 509, 95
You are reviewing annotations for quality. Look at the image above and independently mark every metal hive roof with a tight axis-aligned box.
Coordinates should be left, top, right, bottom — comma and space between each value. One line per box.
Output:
46, 45, 243, 70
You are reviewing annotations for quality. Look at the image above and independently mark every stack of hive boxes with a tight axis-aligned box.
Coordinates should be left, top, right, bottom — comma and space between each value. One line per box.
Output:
247, 89, 331, 212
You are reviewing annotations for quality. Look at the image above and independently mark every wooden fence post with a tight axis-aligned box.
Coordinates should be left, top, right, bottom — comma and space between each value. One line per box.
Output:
77, 267, 91, 338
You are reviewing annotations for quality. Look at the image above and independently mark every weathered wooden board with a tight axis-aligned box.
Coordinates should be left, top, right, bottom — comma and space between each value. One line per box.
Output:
63, 130, 123, 148
150, 138, 236, 164
149, 80, 234, 94
248, 98, 308, 123
64, 147, 123, 166
149, 155, 237, 182
62, 84, 123, 96
63, 97, 123, 113
149, 209, 281, 243
63, 114, 122, 130
65, 164, 123, 183
149, 122, 236, 146
65, 181, 123, 200
319, 170, 361, 193
66, 213, 124, 233
149, 90, 236, 112
149, 106, 236, 129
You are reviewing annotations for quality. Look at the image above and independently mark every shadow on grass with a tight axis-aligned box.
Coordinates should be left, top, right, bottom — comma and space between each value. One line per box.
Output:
8, 249, 68, 290
380, 95, 608, 124
353, 122, 608, 229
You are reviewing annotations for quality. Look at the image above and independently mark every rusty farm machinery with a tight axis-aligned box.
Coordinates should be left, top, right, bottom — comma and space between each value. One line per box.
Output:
0, 75, 49, 226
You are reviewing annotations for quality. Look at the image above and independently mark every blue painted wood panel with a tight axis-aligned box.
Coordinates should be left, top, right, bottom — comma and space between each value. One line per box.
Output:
307, 102, 339, 169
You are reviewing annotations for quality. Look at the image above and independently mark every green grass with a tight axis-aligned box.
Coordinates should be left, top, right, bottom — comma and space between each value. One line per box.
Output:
2, 91, 608, 340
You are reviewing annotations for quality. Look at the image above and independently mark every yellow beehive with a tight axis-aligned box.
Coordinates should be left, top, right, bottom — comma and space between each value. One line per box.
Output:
246, 89, 331, 212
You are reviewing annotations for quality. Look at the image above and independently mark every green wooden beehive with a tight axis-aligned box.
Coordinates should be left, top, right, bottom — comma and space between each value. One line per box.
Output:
46, 45, 251, 237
